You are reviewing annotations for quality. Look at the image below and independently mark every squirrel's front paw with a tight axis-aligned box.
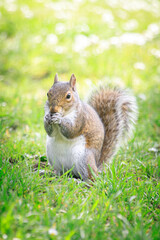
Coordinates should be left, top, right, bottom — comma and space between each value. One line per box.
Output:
51, 113, 62, 124
44, 113, 53, 124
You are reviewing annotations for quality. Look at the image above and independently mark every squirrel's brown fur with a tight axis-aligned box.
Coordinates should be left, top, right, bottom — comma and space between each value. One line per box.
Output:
89, 87, 138, 166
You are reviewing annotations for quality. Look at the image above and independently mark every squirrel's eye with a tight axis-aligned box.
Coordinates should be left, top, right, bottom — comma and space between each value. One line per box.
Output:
66, 93, 71, 99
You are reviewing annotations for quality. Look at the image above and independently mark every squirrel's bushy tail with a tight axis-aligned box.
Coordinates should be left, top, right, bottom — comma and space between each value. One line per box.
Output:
89, 87, 138, 165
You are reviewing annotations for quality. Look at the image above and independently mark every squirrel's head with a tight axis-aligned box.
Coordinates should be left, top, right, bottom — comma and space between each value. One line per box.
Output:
47, 73, 79, 115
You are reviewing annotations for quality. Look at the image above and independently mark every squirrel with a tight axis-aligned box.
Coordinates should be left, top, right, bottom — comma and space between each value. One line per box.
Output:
44, 73, 138, 181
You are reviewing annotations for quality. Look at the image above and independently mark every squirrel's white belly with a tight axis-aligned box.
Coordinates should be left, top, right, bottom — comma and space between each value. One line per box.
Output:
46, 127, 86, 177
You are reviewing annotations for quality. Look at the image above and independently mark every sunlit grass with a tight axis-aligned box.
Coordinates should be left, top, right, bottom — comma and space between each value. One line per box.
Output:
0, 0, 160, 239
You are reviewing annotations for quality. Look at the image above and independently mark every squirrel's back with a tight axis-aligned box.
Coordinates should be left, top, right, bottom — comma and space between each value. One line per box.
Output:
89, 87, 138, 166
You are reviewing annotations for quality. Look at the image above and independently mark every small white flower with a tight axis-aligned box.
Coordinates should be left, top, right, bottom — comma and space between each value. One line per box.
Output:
73, 34, 91, 52
48, 227, 58, 236
2, 234, 7, 239
123, 19, 138, 31
144, 23, 160, 40
21, 5, 34, 19
1, 102, 7, 107
55, 23, 66, 35
89, 34, 99, 44
120, 33, 146, 46
148, 147, 158, 153
46, 34, 58, 45
147, 23, 160, 35
134, 62, 146, 70
150, 48, 160, 58
102, 11, 114, 25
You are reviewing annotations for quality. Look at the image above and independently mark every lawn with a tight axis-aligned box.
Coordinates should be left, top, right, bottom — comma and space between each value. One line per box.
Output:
0, 0, 160, 239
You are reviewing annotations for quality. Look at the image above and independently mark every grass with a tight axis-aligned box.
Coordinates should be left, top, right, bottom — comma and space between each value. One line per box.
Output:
0, 0, 160, 239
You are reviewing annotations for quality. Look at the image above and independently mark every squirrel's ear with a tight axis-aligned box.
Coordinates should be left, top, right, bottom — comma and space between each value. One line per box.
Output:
69, 74, 76, 91
54, 73, 58, 84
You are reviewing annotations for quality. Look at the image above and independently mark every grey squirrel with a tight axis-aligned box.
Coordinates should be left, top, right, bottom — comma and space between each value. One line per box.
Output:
44, 74, 138, 180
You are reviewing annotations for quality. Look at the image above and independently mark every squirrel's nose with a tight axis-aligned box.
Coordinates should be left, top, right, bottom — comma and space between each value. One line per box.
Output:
50, 106, 61, 113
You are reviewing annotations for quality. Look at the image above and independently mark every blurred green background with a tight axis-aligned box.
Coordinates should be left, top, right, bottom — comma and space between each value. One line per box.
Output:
0, 1, 160, 240
1, 0, 160, 88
